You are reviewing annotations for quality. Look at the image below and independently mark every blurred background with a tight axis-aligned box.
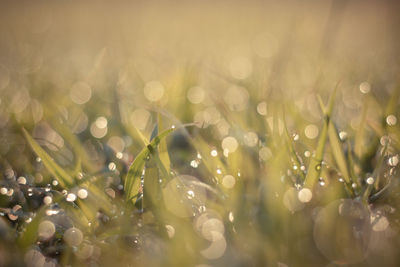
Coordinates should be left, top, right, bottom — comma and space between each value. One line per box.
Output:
1, 0, 400, 266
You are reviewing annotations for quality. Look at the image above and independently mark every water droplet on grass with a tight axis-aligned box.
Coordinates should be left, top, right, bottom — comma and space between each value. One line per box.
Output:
77, 189, 88, 199
388, 155, 399, 167
64, 227, 83, 247
366, 177, 374, 185
66, 193, 76, 202
298, 188, 313, 203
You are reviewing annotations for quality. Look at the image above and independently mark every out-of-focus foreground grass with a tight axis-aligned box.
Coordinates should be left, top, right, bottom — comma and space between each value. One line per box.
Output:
1, 0, 400, 266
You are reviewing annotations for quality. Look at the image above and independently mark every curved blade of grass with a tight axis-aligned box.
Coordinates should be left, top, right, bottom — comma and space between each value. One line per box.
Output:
328, 123, 351, 183
304, 85, 337, 188
124, 126, 178, 204
158, 113, 171, 172
317, 96, 353, 186
22, 128, 74, 188
282, 110, 305, 181
362, 142, 388, 203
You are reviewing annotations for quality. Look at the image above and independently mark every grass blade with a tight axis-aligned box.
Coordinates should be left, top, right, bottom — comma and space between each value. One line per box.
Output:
304, 85, 337, 188
124, 126, 178, 204
22, 128, 74, 187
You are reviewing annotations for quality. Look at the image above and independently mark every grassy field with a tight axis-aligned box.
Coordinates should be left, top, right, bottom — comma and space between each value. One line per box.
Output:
0, 0, 400, 266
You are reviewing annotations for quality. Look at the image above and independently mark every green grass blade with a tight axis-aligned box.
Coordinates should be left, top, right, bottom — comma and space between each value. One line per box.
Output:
22, 128, 74, 188
124, 127, 177, 204
317, 95, 352, 186
282, 110, 305, 181
304, 85, 337, 188
158, 113, 171, 172
328, 123, 351, 183
362, 142, 388, 203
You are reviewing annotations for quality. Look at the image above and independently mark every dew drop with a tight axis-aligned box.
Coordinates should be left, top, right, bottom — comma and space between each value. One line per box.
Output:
187, 190, 195, 200
0, 187, 7, 195
298, 188, 313, 203
190, 160, 199, 168
43, 196, 52, 205
77, 189, 88, 199
64, 227, 83, 247
388, 155, 399, 167
360, 81, 371, 94
339, 131, 348, 141
66, 193, 77, 202
386, 114, 397, 126
17, 176, 27, 185
108, 162, 116, 171
165, 224, 175, 238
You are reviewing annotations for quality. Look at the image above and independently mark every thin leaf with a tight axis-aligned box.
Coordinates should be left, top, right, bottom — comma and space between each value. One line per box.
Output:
22, 128, 74, 187
282, 110, 305, 181
362, 142, 388, 203
124, 127, 177, 204
304, 85, 337, 188
317, 96, 352, 185
158, 113, 171, 172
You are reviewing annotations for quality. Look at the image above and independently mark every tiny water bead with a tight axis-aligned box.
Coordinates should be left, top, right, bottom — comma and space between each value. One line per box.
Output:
298, 188, 312, 203
359, 81, 371, 94
187, 190, 195, 200
0, 187, 7, 195
17, 176, 27, 185
165, 224, 175, 238
292, 133, 300, 141
339, 131, 348, 141
66, 193, 77, 202
77, 189, 88, 199
366, 177, 374, 185
210, 149, 218, 157
43, 196, 52, 205
108, 162, 117, 171
386, 114, 397, 126
257, 101, 267, 116
190, 160, 199, 168
64, 227, 83, 247
388, 155, 399, 167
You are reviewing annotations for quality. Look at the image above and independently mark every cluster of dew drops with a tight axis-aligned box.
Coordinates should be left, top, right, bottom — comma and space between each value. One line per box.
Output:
0, 155, 128, 264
